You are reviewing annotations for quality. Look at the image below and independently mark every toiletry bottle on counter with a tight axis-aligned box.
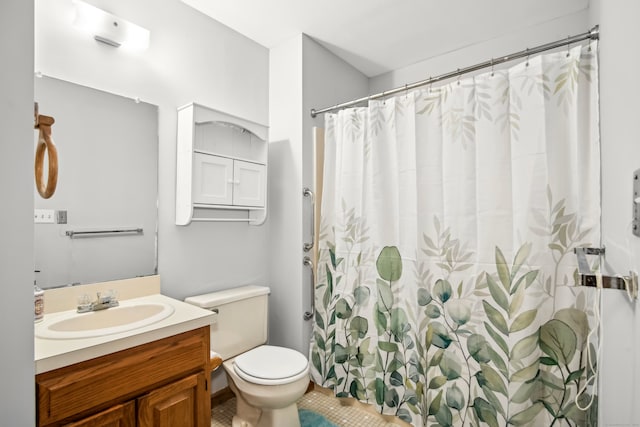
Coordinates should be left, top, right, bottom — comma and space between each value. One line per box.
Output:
34, 276, 44, 322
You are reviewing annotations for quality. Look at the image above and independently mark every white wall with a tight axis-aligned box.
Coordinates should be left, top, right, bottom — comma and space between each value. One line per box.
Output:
0, 0, 35, 423
589, 1, 640, 425
35, 0, 270, 301
267, 34, 369, 355
370, 12, 589, 92
268, 35, 305, 352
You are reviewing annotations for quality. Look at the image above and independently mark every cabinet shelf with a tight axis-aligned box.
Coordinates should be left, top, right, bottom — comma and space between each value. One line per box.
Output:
176, 103, 268, 225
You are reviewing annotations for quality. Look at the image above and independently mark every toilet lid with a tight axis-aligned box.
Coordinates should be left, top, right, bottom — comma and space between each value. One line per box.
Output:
234, 345, 308, 381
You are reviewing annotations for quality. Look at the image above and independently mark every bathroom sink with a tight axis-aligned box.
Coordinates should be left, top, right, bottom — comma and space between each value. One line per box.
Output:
36, 302, 175, 340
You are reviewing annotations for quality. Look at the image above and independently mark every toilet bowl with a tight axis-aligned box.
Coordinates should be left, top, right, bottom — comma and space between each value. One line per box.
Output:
224, 345, 309, 427
184, 286, 309, 427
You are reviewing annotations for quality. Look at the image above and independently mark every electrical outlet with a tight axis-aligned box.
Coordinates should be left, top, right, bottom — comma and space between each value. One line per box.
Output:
34, 209, 55, 224
56, 210, 68, 224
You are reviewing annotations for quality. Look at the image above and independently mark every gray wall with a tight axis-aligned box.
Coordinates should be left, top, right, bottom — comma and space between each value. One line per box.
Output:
0, 0, 35, 424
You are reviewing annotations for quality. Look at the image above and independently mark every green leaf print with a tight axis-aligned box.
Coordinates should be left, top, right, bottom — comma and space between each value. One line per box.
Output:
495, 246, 511, 292
390, 308, 410, 341
376, 246, 403, 282
508, 403, 544, 425
482, 300, 509, 335
417, 287, 432, 306
377, 279, 394, 312
446, 384, 465, 411
539, 319, 577, 365
349, 316, 368, 340
434, 279, 453, 303
467, 334, 492, 363
473, 397, 499, 427
335, 298, 352, 319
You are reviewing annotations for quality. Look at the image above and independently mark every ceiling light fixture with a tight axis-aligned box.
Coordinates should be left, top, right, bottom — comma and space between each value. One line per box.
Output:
72, 0, 150, 50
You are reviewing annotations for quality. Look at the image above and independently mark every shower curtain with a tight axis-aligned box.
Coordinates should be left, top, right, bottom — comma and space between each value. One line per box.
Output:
310, 42, 600, 426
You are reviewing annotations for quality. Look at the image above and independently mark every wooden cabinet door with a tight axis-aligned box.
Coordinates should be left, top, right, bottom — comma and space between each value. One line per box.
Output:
64, 402, 135, 427
193, 152, 234, 205
137, 373, 209, 427
233, 160, 265, 207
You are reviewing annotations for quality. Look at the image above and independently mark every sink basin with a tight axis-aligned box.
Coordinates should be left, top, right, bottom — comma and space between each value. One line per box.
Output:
36, 302, 175, 340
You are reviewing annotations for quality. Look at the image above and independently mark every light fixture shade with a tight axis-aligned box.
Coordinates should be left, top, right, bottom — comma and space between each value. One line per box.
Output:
72, 0, 150, 50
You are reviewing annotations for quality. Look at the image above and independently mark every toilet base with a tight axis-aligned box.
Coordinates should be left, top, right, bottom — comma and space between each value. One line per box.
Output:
227, 377, 301, 427
224, 358, 305, 427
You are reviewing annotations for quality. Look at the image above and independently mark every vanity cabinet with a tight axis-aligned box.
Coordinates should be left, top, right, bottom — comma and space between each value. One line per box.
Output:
137, 373, 207, 427
36, 327, 210, 427
176, 103, 268, 225
65, 402, 135, 427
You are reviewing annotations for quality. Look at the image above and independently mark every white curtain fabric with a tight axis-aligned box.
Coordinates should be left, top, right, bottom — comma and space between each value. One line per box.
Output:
310, 42, 600, 426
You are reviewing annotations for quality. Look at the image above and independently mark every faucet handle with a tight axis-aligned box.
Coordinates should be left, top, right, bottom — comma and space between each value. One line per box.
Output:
104, 289, 118, 301
77, 294, 91, 312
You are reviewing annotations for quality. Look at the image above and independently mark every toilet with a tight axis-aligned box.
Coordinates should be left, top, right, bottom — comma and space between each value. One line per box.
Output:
185, 285, 309, 427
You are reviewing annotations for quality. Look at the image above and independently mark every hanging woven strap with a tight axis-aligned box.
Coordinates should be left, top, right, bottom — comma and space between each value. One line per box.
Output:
34, 107, 58, 199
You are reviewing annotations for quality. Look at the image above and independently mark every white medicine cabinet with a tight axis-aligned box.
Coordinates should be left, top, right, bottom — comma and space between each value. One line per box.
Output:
176, 103, 268, 225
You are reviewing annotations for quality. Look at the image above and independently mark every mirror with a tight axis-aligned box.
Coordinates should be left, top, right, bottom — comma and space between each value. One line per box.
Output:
34, 76, 158, 289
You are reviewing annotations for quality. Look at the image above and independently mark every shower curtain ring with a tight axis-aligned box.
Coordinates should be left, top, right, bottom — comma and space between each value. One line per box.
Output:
566, 35, 571, 57
456, 69, 461, 86
525, 48, 530, 67
490, 59, 494, 76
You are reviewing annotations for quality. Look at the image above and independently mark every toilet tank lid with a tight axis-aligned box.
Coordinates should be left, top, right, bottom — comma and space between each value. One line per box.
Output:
184, 285, 270, 308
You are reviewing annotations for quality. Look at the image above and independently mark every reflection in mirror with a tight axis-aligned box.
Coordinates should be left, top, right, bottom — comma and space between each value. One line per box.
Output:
34, 76, 158, 289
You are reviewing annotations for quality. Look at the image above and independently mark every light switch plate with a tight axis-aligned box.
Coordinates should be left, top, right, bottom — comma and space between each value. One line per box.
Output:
34, 209, 55, 224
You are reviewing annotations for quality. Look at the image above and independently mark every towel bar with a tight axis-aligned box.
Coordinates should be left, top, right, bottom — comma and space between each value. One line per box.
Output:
574, 247, 638, 299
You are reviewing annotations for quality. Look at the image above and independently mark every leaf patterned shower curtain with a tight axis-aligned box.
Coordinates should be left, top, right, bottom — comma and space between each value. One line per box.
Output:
310, 42, 600, 426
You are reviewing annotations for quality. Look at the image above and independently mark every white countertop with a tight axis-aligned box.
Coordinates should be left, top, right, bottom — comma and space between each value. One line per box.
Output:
35, 294, 214, 374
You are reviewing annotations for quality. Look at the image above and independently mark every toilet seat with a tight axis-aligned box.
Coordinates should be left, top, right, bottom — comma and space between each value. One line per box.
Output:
233, 345, 309, 386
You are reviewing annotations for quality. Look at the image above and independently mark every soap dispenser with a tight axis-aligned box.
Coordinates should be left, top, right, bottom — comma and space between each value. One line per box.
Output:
34, 270, 44, 322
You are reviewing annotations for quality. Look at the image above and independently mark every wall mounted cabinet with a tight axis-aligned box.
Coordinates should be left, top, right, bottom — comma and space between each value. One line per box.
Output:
176, 103, 268, 225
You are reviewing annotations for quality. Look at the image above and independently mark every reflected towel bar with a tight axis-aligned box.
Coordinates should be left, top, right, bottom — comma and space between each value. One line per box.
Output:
190, 218, 253, 222
65, 228, 143, 238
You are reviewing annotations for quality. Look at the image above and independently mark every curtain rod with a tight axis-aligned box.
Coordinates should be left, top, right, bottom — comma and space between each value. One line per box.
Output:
310, 25, 599, 118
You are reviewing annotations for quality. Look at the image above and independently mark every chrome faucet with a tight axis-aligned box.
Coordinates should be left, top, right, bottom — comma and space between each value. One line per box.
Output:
77, 290, 119, 313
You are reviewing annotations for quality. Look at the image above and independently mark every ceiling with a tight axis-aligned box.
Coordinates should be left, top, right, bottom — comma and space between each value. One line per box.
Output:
181, 0, 589, 77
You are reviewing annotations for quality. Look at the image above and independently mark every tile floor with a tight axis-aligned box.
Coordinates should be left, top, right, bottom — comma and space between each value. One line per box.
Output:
211, 389, 409, 427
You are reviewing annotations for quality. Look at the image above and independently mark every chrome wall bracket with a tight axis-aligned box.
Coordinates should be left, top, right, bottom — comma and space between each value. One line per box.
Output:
574, 247, 638, 300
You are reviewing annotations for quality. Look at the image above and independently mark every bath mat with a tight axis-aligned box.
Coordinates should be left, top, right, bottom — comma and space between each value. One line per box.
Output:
299, 408, 339, 427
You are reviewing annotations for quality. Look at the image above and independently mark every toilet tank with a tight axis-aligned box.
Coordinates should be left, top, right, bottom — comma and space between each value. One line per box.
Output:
184, 285, 269, 360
